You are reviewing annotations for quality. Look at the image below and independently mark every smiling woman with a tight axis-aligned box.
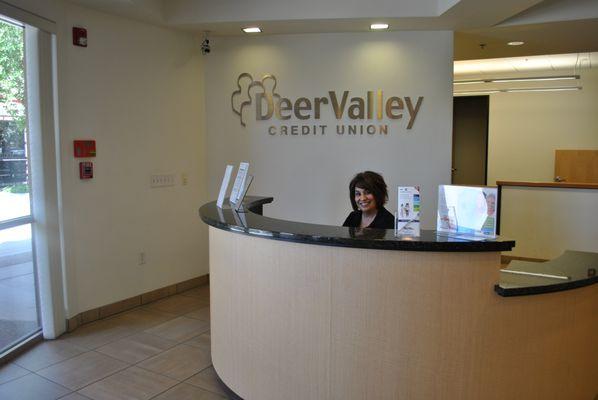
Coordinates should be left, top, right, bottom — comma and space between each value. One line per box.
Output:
342, 170, 395, 229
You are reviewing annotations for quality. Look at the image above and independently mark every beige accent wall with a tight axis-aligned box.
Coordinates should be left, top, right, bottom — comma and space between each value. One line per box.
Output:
204, 31, 453, 228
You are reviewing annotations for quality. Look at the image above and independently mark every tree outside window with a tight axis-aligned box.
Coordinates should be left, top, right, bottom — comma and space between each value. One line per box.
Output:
0, 19, 27, 190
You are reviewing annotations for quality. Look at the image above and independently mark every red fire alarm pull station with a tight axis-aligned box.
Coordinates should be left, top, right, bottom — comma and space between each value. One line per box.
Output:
74, 140, 96, 157
79, 162, 93, 179
73, 27, 87, 47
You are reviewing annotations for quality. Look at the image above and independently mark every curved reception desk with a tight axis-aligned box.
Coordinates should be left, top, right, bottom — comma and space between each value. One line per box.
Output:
200, 197, 597, 400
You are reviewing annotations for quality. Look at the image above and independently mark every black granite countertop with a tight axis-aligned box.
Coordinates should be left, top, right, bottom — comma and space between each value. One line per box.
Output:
496, 250, 598, 296
199, 196, 516, 252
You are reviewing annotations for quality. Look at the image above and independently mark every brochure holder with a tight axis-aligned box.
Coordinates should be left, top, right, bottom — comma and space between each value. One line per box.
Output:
436, 184, 498, 241
231, 175, 254, 212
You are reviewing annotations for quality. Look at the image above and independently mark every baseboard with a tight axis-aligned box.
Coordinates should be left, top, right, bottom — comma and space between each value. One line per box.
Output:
66, 274, 209, 332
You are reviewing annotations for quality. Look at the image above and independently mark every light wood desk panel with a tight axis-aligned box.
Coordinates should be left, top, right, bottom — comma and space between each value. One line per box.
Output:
209, 227, 597, 400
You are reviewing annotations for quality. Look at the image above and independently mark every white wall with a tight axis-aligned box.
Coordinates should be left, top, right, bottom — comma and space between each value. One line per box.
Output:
487, 68, 598, 184
204, 31, 453, 228
4, 0, 208, 317
57, 4, 207, 315
459, 66, 598, 259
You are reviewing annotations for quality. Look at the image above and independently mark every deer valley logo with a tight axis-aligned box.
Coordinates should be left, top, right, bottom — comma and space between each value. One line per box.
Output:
231, 73, 424, 136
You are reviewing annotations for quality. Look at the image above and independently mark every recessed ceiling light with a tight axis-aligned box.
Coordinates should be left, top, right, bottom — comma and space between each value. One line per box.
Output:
370, 23, 389, 30
507, 41, 524, 46
243, 27, 262, 33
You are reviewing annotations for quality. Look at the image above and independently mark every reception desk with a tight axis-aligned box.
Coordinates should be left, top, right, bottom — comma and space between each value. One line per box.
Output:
199, 197, 597, 400
497, 180, 598, 259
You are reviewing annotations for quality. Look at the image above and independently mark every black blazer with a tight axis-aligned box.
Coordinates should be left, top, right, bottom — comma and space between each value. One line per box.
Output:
342, 207, 395, 229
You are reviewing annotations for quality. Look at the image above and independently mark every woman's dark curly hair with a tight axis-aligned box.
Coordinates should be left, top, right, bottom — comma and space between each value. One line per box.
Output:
349, 171, 388, 211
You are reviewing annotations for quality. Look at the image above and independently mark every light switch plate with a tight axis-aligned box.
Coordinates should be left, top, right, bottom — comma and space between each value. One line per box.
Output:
150, 174, 175, 188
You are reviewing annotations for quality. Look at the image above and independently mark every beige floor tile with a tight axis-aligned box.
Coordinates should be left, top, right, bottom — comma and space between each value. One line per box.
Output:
185, 306, 210, 321
79, 366, 177, 400
96, 332, 177, 364
13, 340, 87, 371
137, 344, 211, 381
184, 332, 210, 350
37, 351, 128, 390
142, 295, 209, 316
144, 317, 209, 343
185, 366, 227, 397
0, 362, 29, 384
0, 373, 70, 400
60, 393, 92, 400
153, 382, 226, 400
179, 286, 210, 302
107, 308, 176, 331
60, 318, 137, 350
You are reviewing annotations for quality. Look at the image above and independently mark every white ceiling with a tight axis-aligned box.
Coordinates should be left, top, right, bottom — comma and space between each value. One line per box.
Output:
67, 0, 598, 60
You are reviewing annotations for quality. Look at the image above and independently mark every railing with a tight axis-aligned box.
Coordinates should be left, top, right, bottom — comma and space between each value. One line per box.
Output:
0, 157, 28, 188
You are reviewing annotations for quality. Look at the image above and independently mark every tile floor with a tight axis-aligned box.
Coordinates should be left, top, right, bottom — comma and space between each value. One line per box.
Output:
0, 284, 235, 400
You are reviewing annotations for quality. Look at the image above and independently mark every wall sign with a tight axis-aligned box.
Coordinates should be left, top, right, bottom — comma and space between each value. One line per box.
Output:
231, 73, 424, 136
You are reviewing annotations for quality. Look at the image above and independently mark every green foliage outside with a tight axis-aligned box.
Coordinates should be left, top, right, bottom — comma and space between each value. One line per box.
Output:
0, 20, 25, 151
0, 120, 23, 149
1, 183, 28, 193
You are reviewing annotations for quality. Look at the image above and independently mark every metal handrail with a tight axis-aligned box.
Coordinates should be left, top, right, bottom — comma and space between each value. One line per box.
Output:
0, 215, 32, 230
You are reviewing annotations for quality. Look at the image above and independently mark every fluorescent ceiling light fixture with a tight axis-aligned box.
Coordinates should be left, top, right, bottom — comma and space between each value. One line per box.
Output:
505, 86, 581, 93
491, 75, 579, 83
454, 90, 500, 96
454, 86, 582, 96
507, 41, 524, 46
243, 27, 262, 33
370, 23, 389, 30
454, 75, 580, 85
453, 80, 485, 85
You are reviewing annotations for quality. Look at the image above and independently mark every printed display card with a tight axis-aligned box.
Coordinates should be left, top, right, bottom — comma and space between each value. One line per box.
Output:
217, 165, 234, 208
229, 162, 249, 206
396, 186, 421, 237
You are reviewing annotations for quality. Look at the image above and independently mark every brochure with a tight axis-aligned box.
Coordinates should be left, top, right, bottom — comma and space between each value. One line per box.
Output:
216, 165, 234, 208
229, 162, 249, 205
396, 186, 421, 237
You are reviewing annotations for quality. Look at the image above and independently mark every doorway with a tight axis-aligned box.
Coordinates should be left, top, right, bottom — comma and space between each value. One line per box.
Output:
0, 16, 41, 357
452, 96, 489, 185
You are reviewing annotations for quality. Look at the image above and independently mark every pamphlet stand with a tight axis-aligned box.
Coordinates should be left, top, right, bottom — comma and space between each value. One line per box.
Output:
231, 175, 254, 212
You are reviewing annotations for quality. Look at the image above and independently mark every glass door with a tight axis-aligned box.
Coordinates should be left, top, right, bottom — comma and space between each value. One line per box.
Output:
0, 16, 41, 355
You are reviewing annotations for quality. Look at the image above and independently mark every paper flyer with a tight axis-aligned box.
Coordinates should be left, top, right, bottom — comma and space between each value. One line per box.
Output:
396, 186, 421, 236
229, 162, 249, 205
216, 165, 234, 208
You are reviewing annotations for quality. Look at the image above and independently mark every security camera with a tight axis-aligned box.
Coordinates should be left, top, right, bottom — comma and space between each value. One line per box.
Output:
201, 38, 210, 55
